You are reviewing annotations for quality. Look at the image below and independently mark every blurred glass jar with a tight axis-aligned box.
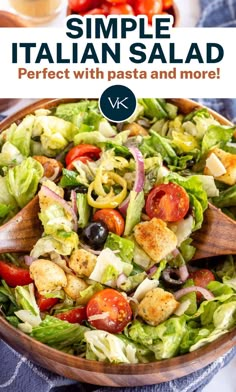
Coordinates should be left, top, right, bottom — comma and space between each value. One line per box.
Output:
8, 0, 64, 23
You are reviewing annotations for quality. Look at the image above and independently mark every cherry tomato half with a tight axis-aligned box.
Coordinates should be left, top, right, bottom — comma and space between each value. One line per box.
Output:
145, 182, 190, 222
0, 261, 33, 287
190, 269, 215, 300
86, 288, 132, 333
69, 0, 93, 13
36, 293, 59, 312
105, 0, 127, 3
65, 144, 101, 166
55, 306, 87, 324
66, 156, 93, 170
108, 4, 134, 15
163, 0, 173, 11
134, 0, 163, 24
93, 209, 125, 236
83, 8, 107, 15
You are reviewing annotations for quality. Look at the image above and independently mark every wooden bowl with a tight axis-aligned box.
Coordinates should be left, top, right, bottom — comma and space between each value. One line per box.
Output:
66, 2, 180, 27
0, 98, 235, 387
0, 10, 28, 27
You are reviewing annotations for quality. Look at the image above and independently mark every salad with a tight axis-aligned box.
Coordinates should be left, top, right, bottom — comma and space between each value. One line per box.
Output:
0, 98, 235, 364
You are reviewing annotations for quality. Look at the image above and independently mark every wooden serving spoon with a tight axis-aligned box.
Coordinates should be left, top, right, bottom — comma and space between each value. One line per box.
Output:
0, 196, 43, 253
0, 197, 235, 259
192, 203, 236, 260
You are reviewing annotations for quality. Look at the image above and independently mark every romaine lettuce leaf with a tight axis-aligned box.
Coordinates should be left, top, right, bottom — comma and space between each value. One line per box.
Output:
104, 233, 134, 263
6, 157, 43, 208
125, 317, 187, 360
85, 330, 139, 364
201, 125, 235, 154
124, 191, 145, 236
31, 315, 88, 350
4, 115, 34, 156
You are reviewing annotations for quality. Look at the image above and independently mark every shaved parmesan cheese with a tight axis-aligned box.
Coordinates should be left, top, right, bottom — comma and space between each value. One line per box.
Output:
174, 300, 191, 316
205, 153, 226, 177
88, 312, 110, 321
89, 248, 132, 286
133, 277, 159, 302
169, 215, 194, 246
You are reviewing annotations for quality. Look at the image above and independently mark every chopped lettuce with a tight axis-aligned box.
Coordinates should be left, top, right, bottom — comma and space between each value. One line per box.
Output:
76, 193, 91, 228
89, 248, 133, 287
104, 233, 134, 263
85, 330, 139, 363
4, 115, 34, 156
138, 99, 168, 120
33, 115, 77, 157
124, 191, 145, 236
30, 231, 78, 258
31, 315, 88, 350
6, 157, 43, 208
0, 142, 24, 167
212, 185, 236, 208
59, 169, 82, 188
125, 317, 186, 360
202, 125, 235, 154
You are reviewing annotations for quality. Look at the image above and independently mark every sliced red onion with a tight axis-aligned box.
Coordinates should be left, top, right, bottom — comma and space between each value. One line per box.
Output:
179, 264, 189, 282
147, 265, 157, 277
24, 255, 34, 266
71, 190, 78, 215
79, 241, 101, 255
116, 273, 128, 288
174, 286, 214, 301
119, 146, 145, 215
172, 248, 180, 258
40, 185, 78, 232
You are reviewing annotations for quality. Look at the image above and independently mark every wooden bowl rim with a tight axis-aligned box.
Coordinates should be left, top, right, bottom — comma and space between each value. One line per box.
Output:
0, 97, 235, 384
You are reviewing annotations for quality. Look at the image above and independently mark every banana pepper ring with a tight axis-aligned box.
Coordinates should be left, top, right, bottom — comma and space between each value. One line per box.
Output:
87, 172, 127, 208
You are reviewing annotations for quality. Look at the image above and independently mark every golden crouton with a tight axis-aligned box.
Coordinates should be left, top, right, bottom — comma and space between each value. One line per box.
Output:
138, 287, 179, 326
30, 259, 67, 295
204, 148, 236, 185
134, 218, 177, 264
64, 274, 88, 300
69, 249, 97, 278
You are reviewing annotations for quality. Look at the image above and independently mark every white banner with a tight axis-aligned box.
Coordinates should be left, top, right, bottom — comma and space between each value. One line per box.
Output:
0, 23, 235, 98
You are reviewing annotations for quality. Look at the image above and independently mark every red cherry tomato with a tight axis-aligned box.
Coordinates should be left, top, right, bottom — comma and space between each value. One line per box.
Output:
134, 0, 163, 24
36, 293, 59, 312
145, 183, 190, 222
65, 144, 101, 166
68, 0, 93, 13
86, 288, 132, 333
83, 8, 107, 15
105, 0, 127, 3
190, 269, 215, 300
66, 155, 93, 170
55, 307, 87, 324
93, 209, 125, 236
108, 4, 134, 15
163, 0, 173, 11
127, 0, 135, 6
0, 261, 33, 287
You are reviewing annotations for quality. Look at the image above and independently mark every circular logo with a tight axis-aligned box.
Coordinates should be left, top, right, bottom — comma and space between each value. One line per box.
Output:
99, 85, 137, 123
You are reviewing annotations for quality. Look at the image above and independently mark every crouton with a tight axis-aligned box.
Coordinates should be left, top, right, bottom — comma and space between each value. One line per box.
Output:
69, 249, 97, 277
29, 259, 67, 295
138, 287, 179, 326
134, 218, 177, 264
64, 274, 88, 300
204, 147, 236, 185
